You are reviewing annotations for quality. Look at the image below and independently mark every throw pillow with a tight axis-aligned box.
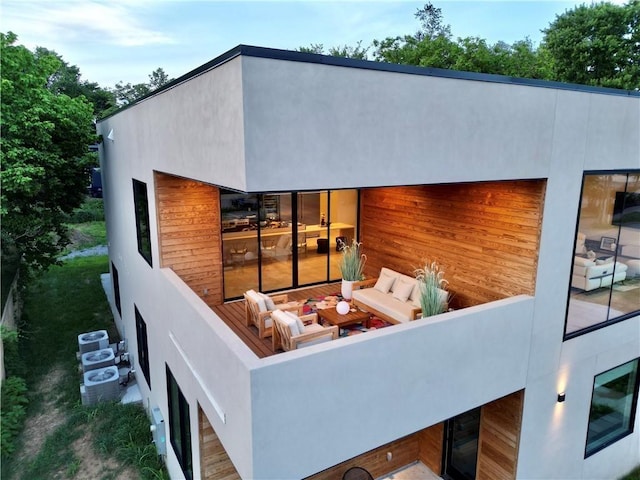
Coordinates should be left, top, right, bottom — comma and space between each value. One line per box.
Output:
374, 272, 396, 293
273, 309, 299, 336
285, 311, 306, 334
596, 257, 614, 265
392, 279, 414, 302
247, 290, 266, 312
574, 257, 596, 267
258, 292, 276, 311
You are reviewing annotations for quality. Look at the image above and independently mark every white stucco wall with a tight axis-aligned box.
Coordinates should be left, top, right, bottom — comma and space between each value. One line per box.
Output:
97, 49, 640, 480
250, 296, 534, 479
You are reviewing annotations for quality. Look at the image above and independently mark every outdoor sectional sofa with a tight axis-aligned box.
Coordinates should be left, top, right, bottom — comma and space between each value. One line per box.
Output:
351, 267, 448, 324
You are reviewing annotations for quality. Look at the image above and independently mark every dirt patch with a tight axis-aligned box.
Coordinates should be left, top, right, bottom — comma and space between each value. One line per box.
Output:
16, 365, 67, 462
9, 364, 138, 480
67, 432, 138, 480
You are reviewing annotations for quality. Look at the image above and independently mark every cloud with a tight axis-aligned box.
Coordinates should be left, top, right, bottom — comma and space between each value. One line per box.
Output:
2, 0, 175, 47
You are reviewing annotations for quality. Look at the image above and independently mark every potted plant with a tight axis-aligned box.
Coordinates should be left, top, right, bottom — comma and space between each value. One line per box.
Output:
338, 239, 366, 300
414, 260, 450, 317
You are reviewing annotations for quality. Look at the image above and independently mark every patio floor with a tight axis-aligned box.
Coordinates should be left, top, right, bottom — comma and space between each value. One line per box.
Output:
211, 282, 342, 358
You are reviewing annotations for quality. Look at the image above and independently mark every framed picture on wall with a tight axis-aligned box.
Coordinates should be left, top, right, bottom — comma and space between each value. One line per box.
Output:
600, 236, 616, 251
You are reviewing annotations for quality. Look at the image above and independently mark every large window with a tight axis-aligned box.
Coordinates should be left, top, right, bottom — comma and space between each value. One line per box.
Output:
167, 366, 192, 479
566, 172, 640, 337
134, 306, 150, 388
221, 190, 358, 299
133, 179, 152, 266
586, 358, 639, 457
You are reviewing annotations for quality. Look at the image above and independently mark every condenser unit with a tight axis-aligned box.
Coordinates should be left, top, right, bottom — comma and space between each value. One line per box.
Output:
81, 365, 120, 405
78, 330, 109, 354
81, 348, 115, 373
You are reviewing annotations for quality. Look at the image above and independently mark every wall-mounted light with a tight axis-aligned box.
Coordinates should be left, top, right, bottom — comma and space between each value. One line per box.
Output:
557, 392, 566, 403
107, 129, 114, 142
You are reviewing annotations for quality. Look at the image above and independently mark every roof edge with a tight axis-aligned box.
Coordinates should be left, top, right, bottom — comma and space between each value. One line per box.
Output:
97, 44, 640, 123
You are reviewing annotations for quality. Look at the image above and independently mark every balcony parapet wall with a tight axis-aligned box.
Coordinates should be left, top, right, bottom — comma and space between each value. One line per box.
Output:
159, 267, 534, 479
250, 295, 535, 478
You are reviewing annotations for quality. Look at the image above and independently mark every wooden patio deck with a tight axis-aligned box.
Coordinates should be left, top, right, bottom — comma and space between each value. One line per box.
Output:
211, 282, 342, 358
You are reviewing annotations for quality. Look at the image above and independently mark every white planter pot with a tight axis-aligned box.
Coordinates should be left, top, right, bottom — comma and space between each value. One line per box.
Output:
341, 279, 355, 301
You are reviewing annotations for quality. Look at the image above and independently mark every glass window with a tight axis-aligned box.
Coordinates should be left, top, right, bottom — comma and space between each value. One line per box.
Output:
112, 262, 121, 316
167, 365, 192, 480
260, 192, 293, 292
220, 189, 359, 299
135, 306, 150, 388
133, 179, 152, 266
586, 358, 639, 457
566, 173, 640, 337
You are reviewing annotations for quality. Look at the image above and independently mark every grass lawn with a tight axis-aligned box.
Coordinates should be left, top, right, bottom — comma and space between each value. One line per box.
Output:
64, 221, 108, 253
621, 466, 640, 480
1, 255, 167, 480
21, 256, 117, 400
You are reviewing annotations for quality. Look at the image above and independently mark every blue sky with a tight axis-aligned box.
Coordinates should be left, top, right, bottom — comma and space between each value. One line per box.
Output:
0, 1, 625, 89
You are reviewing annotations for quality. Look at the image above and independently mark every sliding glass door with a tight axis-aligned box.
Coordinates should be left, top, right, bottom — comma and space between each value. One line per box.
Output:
221, 189, 358, 299
444, 408, 481, 480
261, 193, 293, 292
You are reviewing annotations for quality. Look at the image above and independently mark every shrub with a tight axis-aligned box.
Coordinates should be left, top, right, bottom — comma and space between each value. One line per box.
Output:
414, 260, 450, 317
1, 326, 26, 378
338, 239, 366, 281
1, 376, 28, 456
66, 197, 105, 224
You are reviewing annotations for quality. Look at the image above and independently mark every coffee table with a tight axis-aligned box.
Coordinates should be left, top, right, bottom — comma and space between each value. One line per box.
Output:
317, 306, 371, 330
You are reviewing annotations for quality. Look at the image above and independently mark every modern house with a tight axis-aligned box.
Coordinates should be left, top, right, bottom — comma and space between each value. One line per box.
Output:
97, 45, 640, 480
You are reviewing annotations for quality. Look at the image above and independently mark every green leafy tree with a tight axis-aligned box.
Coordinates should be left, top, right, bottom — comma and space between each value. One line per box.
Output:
111, 67, 173, 107
414, 2, 452, 40
542, 1, 640, 90
112, 80, 151, 105
148, 67, 171, 90
34, 47, 116, 117
298, 41, 370, 59
1, 32, 97, 272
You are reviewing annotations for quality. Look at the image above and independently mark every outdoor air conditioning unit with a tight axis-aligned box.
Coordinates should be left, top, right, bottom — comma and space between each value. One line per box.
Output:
78, 330, 109, 354
81, 348, 115, 373
81, 365, 120, 405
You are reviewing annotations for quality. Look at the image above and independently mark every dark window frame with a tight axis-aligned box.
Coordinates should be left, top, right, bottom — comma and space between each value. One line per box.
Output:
220, 188, 360, 300
133, 179, 153, 266
166, 365, 192, 480
585, 357, 640, 458
134, 306, 150, 388
112, 262, 121, 316
564, 170, 640, 340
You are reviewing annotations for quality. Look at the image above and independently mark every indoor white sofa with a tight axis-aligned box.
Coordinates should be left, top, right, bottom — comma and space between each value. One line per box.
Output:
351, 267, 448, 324
571, 257, 628, 292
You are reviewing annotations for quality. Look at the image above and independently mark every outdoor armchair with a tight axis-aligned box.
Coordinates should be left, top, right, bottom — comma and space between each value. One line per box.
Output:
244, 290, 302, 339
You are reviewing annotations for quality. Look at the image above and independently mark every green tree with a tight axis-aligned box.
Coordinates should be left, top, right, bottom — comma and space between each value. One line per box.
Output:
34, 47, 116, 117
148, 67, 171, 90
111, 67, 174, 107
414, 2, 452, 40
1, 32, 97, 272
298, 41, 370, 59
542, 1, 640, 90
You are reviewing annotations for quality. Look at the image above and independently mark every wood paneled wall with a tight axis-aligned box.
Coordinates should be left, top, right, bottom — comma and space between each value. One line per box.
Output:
155, 172, 224, 307
305, 434, 418, 480
305, 424, 444, 480
477, 390, 525, 480
418, 422, 444, 474
198, 405, 241, 480
359, 181, 545, 308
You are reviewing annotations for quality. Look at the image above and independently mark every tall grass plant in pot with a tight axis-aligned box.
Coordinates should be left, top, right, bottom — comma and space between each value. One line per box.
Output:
414, 260, 450, 317
338, 239, 366, 300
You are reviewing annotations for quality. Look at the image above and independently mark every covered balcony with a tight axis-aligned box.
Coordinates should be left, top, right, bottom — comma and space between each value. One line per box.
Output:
151, 172, 543, 478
